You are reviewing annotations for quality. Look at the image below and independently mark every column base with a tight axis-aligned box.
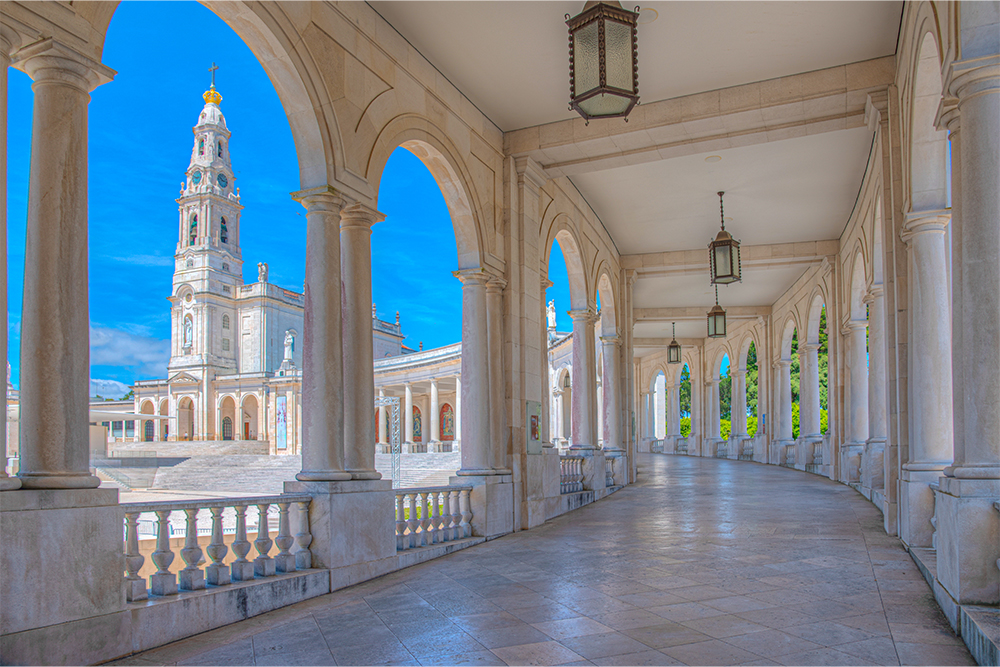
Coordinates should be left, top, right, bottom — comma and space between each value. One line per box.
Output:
935, 475, 1000, 605
178, 569, 205, 591
450, 473, 513, 538
347, 469, 383, 480
149, 572, 178, 597
0, 476, 21, 491
900, 465, 947, 548
230, 561, 255, 581
295, 470, 352, 482
206, 563, 231, 586
17, 471, 101, 489
254, 556, 276, 577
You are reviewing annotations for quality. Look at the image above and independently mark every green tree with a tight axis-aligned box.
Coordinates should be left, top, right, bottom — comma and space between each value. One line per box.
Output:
679, 365, 691, 417
792, 402, 800, 439
790, 329, 800, 404
719, 361, 731, 421
746, 342, 758, 419
680, 417, 691, 437
746, 415, 758, 436
122, 389, 134, 401
818, 306, 829, 431
720, 418, 731, 440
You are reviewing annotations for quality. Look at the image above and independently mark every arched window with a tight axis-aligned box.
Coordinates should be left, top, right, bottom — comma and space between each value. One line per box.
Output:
198, 137, 205, 156
222, 314, 230, 330
144, 420, 154, 442
218, 141, 224, 158
222, 416, 233, 440
220, 216, 228, 244
189, 214, 198, 246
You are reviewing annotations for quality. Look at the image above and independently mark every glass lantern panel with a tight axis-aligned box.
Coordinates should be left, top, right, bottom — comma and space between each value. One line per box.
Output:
714, 245, 732, 279
716, 313, 726, 336
604, 20, 633, 91
579, 93, 631, 117
574, 21, 600, 94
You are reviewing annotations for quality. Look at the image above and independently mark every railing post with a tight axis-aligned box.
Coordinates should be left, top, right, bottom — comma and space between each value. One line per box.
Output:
206, 506, 230, 585
178, 508, 206, 590
124, 511, 147, 602
231, 505, 254, 581
294, 500, 313, 570
450, 490, 462, 541
254, 503, 276, 576
426, 491, 438, 545
395, 493, 407, 550
460, 488, 472, 537
274, 501, 296, 573
407, 492, 419, 549
149, 510, 178, 596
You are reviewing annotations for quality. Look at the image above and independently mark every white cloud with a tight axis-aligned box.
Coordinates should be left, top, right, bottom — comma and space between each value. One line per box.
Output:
90, 326, 171, 379
90, 378, 131, 399
101, 254, 175, 268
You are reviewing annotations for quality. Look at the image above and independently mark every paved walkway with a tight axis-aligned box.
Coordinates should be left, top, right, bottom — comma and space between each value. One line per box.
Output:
112, 455, 974, 666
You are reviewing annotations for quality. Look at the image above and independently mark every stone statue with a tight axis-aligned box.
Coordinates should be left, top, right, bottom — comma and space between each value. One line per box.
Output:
547, 300, 557, 329
183, 317, 193, 348
257, 262, 268, 283
283, 330, 294, 361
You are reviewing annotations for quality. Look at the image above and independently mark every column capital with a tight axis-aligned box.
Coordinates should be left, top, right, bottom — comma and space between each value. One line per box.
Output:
14, 37, 115, 92
453, 268, 491, 287
799, 342, 821, 353
600, 335, 621, 347
935, 97, 961, 134
706, 378, 720, 386
568, 308, 598, 324
864, 283, 885, 302
339, 202, 384, 230
774, 360, 792, 369
842, 319, 868, 335
485, 275, 507, 292
541, 277, 554, 290
946, 54, 1000, 104
901, 209, 950, 244
731, 369, 747, 378
292, 185, 351, 213
513, 156, 548, 190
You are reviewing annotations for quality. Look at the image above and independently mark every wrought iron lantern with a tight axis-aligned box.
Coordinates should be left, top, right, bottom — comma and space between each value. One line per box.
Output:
566, 1, 640, 123
709, 191, 741, 284
707, 286, 727, 338
667, 322, 682, 364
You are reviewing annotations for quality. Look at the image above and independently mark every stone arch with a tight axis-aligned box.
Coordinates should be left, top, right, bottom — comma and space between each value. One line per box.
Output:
872, 195, 885, 284
139, 401, 155, 442
710, 346, 732, 381
849, 250, 869, 321
543, 216, 590, 310
594, 263, 618, 337
736, 333, 758, 372
805, 289, 828, 346
177, 396, 195, 441
241, 394, 259, 441
158, 399, 169, 440
907, 29, 949, 211
219, 395, 237, 441
779, 315, 799, 361
365, 117, 488, 270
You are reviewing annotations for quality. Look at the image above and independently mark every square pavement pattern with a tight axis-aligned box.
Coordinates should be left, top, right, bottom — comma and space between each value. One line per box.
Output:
111, 455, 975, 666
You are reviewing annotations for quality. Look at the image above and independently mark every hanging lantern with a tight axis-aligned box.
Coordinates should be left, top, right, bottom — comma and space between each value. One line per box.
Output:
566, 1, 640, 124
707, 286, 727, 338
709, 191, 741, 285
667, 322, 682, 364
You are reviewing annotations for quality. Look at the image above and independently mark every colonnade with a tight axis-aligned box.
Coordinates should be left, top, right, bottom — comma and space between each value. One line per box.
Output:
376, 378, 461, 451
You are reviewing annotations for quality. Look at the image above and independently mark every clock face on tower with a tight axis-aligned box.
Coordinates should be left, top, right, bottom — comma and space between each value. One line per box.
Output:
217, 173, 228, 188
192, 171, 202, 184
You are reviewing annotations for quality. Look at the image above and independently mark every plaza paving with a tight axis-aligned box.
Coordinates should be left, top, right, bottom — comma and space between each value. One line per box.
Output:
111, 454, 974, 666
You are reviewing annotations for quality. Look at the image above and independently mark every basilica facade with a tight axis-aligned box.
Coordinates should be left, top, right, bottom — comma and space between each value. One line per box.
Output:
132, 87, 410, 454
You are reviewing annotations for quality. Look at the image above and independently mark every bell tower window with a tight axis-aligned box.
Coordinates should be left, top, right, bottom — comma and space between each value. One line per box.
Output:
218, 141, 224, 158
220, 216, 228, 244
198, 138, 205, 156
189, 214, 198, 246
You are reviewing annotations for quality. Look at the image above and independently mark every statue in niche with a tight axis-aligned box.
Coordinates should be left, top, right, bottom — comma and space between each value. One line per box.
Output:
547, 300, 557, 329
183, 317, 193, 348
283, 331, 294, 361
257, 262, 268, 283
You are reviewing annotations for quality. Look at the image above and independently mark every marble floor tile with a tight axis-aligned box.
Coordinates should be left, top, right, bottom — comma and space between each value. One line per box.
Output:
533, 617, 615, 641
175, 639, 255, 666
558, 631, 654, 660
648, 602, 727, 622
590, 649, 684, 666
416, 649, 507, 666
490, 640, 585, 666
680, 614, 769, 639
660, 638, 766, 666
618, 622, 712, 649
893, 641, 978, 666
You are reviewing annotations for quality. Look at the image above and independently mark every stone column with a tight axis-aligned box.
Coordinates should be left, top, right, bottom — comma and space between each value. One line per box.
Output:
292, 186, 351, 481
900, 211, 953, 547
845, 320, 869, 445
15, 40, 113, 489
340, 204, 383, 479
667, 384, 680, 438
937, 58, 1000, 606
454, 271, 492, 475
454, 375, 462, 450
653, 375, 666, 440
600, 336, 622, 451
706, 379, 720, 442
377, 388, 387, 448
799, 344, 821, 437
0, 30, 18, 489
731, 371, 747, 437
403, 382, 414, 449
776, 361, 793, 440
486, 277, 509, 472
568, 309, 599, 450
429, 379, 441, 447
865, 286, 888, 492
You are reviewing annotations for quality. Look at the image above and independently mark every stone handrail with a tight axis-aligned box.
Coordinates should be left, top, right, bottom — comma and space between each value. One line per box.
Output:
560, 455, 585, 494
395, 486, 472, 550
122, 494, 312, 602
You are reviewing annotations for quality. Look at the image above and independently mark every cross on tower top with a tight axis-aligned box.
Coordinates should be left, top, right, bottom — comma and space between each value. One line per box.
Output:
208, 62, 219, 87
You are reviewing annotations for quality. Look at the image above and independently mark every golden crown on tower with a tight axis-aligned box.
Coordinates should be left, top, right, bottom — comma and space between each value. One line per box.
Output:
203, 84, 222, 105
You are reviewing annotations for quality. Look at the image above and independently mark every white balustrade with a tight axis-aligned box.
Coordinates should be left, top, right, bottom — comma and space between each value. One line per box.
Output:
560, 455, 585, 494
605, 456, 615, 488
121, 494, 312, 600
394, 486, 473, 551
676, 437, 689, 455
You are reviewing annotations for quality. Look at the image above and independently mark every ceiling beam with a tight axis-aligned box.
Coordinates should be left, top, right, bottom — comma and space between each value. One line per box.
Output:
635, 306, 771, 321
622, 240, 838, 278
505, 56, 894, 178
634, 337, 707, 348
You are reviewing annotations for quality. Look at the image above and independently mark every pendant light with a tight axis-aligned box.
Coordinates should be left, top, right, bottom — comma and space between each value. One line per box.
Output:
566, 1, 640, 124
667, 322, 682, 364
709, 191, 741, 284
707, 286, 727, 338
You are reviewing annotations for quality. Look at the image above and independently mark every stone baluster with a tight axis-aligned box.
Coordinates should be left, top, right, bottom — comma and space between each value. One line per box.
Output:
417, 492, 431, 547
178, 508, 205, 590
254, 503, 275, 576
451, 490, 463, 540
407, 492, 420, 549
440, 490, 453, 541
395, 493, 407, 550
206, 506, 230, 585
294, 500, 312, 570
460, 488, 472, 537
150, 510, 178, 596
230, 505, 254, 581
274, 501, 296, 573
432, 491, 444, 544
124, 511, 146, 601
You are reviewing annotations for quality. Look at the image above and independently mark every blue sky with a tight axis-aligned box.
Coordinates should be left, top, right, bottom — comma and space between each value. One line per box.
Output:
6, 1, 573, 395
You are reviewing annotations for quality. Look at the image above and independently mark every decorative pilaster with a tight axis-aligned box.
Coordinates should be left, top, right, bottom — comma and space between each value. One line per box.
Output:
15, 39, 114, 488
340, 203, 384, 479
864, 286, 888, 493
706, 379, 721, 441
775, 360, 793, 441
454, 270, 493, 475
568, 309, 599, 450
486, 276, 509, 472
731, 370, 747, 437
600, 336, 622, 451
292, 186, 351, 482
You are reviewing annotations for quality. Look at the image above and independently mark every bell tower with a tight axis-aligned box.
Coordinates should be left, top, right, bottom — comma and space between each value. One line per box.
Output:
169, 67, 244, 377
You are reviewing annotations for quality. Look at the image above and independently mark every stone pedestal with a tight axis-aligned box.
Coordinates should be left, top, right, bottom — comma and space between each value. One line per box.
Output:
525, 448, 560, 529
0, 489, 129, 664
578, 449, 607, 491
840, 443, 864, 483
899, 468, 942, 548
452, 473, 514, 538
935, 477, 1000, 607
283, 479, 396, 588
862, 438, 886, 497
